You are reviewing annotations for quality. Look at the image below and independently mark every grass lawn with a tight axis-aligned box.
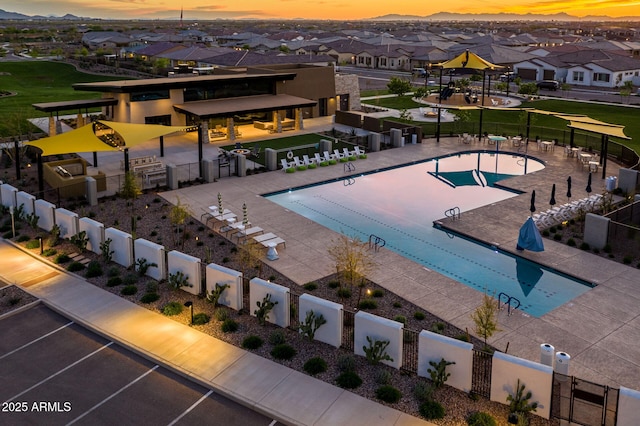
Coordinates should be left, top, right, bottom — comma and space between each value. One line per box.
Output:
0, 61, 128, 137
372, 95, 639, 153
362, 95, 422, 110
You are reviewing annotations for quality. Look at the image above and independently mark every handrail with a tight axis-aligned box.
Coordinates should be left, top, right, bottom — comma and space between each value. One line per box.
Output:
368, 234, 386, 252
344, 162, 356, 173
498, 292, 521, 316
343, 177, 355, 186
445, 207, 461, 221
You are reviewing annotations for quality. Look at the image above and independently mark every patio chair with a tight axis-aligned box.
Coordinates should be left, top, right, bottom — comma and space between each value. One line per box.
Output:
343, 148, 352, 158
333, 149, 345, 160
314, 153, 324, 164
293, 156, 304, 168
249, 145, 261, 158
302, 155, 316, 166
323, 151, 333, 162
281, 158, 293, 170
354, 146, 366, 156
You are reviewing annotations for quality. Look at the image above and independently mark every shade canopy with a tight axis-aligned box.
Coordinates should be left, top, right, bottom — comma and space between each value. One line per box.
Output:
27, 121, 187, 156
435, 50, 504, 71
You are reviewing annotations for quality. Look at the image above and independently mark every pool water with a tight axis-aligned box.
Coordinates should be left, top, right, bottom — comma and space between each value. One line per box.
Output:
265, 151, 594, 317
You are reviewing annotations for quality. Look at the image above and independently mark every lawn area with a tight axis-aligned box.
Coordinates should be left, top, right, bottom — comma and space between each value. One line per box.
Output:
371, 95, 639, 153
0, 61, 128, 137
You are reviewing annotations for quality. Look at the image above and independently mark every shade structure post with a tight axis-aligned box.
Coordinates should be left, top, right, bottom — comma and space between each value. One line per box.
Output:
124, 148, 130, 174
569, 128, 575, 148
526, 111, 532, 141
436, 67, 443, 142
37, 151, 44, 193
198, 124, 203, 178
160, 135, 164, 157
93, 151, 98, 167
601, 135, 608, 179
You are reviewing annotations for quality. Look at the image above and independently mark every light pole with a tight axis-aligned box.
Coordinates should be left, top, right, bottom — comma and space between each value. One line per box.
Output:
184, 301, 193, 325
9, 206, 15, 238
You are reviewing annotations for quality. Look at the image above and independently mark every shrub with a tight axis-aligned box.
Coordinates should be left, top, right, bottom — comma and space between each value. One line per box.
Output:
431, 322, 445, 333
268, 330, 287, 345
162, 301, 184, 316
549, 226, 557, 233
123, 273, 138, 285
85, 260, 103, 278
303, 282, 318, 291
358, 299, 377, 310
623, 255, 633, 265
413, 382, 433, 402
54, 253, 71, 264
375, 369, 392, 385
107, 266, 120, 277
393, 301, 402, 308
337, 354, 356, 372
579, 242, 590, 250
270, 344, 296, 360
214, 308, 229, 322
467, 412, 497, 426
25, 240, 40, 249
376, 385, 402, 403
371, 289, 384, 297
2, 231, 13, 239
456, 333, 471, 342
221, 318, 238, 333
567, 238, 576, 246
542, 230, 550, 237
393, 315, 407, 324
336, 371, 362, 389
192, 313, 210, 325
120, 285, 137, 296
241, 335, 263, 350
42, 248, 57, 257
66, 261, 85, 272
553, 234, 562, 241
106, 276, 122, 287
140, 293, 160, 303
603, 244, 612, 253
336, 287, 352, 298
328, 280, 340, 288
419, 400, 445, 419
414, 311, 426, 320
303, 357, 327, 375
16, 235, 29, 242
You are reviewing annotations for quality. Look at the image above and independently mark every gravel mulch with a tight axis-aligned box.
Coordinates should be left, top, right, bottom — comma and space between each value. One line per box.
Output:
3, 185, 555, 425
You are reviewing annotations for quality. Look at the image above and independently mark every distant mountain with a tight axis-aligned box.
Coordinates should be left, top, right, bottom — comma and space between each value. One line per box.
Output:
0, 9, 86, 20
368, 12, 640, 21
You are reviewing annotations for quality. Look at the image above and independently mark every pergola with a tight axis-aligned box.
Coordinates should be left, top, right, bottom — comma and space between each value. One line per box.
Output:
433, 50, 505, 141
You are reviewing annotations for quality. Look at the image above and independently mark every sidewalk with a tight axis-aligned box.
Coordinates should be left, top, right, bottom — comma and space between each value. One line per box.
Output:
0, 239, 431, 426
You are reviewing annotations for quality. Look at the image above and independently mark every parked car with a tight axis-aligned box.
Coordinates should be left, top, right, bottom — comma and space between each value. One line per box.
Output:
499, 72, 517, 82
412, 68, 427, 77
536, 80, 560, 90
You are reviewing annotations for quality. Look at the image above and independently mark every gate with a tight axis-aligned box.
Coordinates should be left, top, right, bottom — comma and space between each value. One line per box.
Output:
401, 329, 419, 374
551, 373, 618, 425
471, 349, 492, 398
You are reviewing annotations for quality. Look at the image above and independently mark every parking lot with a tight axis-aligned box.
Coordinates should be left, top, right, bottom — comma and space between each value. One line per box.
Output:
0, 304, 283, 426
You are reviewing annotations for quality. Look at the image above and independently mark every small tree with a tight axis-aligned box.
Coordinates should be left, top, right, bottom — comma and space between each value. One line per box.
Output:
507, 378, 538, 425
169, 196, 192, 249
120, 171, 141, 233
471, 291, 500, 349
387, 76, 412, 97
327, 234, 376, 305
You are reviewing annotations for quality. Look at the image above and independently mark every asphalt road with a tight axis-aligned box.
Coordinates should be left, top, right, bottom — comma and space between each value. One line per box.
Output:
0, 304, 283, 426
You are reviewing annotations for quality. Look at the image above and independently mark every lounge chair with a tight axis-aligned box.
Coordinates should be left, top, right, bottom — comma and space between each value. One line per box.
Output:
343, 148, 352, 158
323, 151, 333, 162
293, 156, 304, 168
253, 232, 286, 249
235, 226, 264, 242
302, 155, 315, 166
333, 149, 345, 160
354, 146, 365, 156
280, 158, 293, 171
314, 153, 324, 164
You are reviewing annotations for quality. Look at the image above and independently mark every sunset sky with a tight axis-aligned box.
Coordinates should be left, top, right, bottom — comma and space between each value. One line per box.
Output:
3, 0, 640, 20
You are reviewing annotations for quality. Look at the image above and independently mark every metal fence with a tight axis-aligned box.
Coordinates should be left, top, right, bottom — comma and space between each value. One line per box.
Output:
552, 373, 619, 426
471, 349, 493, 398
401, 329, 420, 373
341, 309, 355, 351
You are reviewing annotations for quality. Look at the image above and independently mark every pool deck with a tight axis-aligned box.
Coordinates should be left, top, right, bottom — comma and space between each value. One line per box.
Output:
164, 129, 640, 391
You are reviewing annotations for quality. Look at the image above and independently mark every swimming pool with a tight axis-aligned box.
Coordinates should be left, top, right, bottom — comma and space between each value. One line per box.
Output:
265, 151, 594, 317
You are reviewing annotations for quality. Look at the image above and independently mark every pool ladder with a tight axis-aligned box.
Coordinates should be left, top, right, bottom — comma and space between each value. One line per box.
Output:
344, 162, 356, 173
343, 177, 355, 186
445, 206, 461, 221
498, 292, 521, 316
369, 234, 386, 252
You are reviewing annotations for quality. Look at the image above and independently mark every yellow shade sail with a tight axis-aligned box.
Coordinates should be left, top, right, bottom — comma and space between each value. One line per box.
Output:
567, 121, 630, 139
26, 123, 118, 156
435, 50, 504, 71
26, 121, 189, 156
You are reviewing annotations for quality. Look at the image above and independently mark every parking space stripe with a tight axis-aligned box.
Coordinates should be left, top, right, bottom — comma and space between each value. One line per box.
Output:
67, 364, 160, 425
268, 420, 278, 426
0, 321, 74, 361
2, 342, 113, 404
166, 389, 213, 426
